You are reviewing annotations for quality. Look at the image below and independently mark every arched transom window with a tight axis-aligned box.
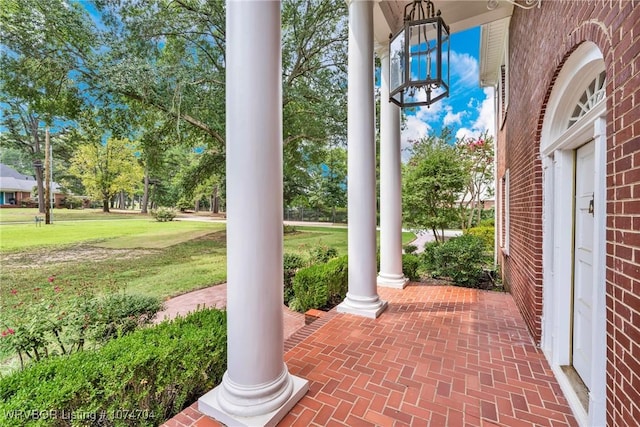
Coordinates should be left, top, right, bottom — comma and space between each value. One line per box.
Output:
568, 71, 606, 129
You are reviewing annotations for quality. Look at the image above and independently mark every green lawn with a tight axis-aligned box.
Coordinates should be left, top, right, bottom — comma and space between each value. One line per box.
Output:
0, 218, 414, 373
1, 219, 414, 303
0, 207, 143, 223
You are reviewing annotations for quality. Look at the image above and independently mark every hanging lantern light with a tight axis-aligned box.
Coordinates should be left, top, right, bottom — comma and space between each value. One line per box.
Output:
389, 0, 450, 108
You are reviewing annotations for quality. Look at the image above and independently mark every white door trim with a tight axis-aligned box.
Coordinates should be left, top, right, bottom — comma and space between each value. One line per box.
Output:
540, 41, 606, 427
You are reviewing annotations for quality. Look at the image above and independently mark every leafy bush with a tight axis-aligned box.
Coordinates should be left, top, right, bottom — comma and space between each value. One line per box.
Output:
478, 217, 495, 227
0, 285, 162, 369
62, 195, 84, 209
151, 207, 176, 222
420, 241, 440, 272
283, 253, 305, 305
290, 256, 348, 312
402, 254, 420, 281
89, 294, 164, 343
403, 244, 418, 254
420, 235, 488, 287
308, 245, 338, 264
0, 309, 227, 427
283, 225, 298, 234
464, 226, 495, 253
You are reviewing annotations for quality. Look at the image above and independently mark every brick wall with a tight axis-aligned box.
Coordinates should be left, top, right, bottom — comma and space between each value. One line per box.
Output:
502, 1, 639, 425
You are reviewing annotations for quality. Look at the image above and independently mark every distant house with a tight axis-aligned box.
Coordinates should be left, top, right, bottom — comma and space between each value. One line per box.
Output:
0, 163, 63, 207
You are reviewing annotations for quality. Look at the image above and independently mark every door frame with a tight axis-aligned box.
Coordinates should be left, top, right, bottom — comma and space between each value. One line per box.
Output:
539, 42, 607, 427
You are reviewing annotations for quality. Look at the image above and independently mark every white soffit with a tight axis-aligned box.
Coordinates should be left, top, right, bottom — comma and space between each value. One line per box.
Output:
479, 16, 511, 86
375, 0, 514, 44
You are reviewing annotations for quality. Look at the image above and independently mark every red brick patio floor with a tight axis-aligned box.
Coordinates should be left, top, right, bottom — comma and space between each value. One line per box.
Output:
163, 284, 578, 427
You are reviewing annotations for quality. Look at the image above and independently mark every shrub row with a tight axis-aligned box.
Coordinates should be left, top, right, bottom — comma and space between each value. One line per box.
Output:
289, 256, 348, 312
0, 309, 227, 427
464, 226, 494, 253
402, 254, 420, 281
151, 207, 176, 222
1, 290, 162, 368
288, 252, 423, 312
422, 234, 488, 287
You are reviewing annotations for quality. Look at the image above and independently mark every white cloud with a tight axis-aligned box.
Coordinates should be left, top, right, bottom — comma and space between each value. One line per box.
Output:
455, 87, 495, 141
443, 106, 463, 127
450, 51, 479, 89
401, 113, 432, 161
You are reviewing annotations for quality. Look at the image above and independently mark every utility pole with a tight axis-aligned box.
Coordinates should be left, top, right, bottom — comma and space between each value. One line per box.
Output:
44, 127, 51, 225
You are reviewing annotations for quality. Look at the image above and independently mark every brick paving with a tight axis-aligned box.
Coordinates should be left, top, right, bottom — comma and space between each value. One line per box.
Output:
153, 283, 305, 342
162, 284, 577, 427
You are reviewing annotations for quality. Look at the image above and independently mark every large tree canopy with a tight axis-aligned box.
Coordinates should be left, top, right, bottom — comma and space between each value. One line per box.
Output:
1, 0, 349, 211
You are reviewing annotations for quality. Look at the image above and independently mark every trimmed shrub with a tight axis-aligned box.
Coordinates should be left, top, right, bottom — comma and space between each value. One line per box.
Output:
63, 196, 84, 209
403, 244, 418, 254
402, 254, 420, 281
290, 255, 348, 312
0, 289, 162, 368
465, 226, 495, 253
478, 218, 495, 227
0, 309, 227, 427
151, 207, 176, 222
283, 253, 305, 305
308, 245, 339, 264
283, 225, 298, 234
89, 294, 164, 343
420, 235, 488, 287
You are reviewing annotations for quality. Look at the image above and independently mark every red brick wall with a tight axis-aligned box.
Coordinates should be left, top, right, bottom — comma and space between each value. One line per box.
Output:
503, 1, 639, 426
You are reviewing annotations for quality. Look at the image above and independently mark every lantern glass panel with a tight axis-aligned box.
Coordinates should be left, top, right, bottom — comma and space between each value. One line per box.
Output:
408, 21, 439, 85
389, 30, 405, 96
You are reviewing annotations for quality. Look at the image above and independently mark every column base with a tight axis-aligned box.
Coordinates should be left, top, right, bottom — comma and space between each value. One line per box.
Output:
198, 374, 308, 427
337, 292, 388, 319
377, 273, 409, 289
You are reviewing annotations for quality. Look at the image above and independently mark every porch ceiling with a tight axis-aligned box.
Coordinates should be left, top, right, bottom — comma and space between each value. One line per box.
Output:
373, 0, 514, 44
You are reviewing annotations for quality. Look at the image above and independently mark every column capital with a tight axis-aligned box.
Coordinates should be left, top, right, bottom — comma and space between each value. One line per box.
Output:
374, 41, 390, 59
346, 0, 382, 6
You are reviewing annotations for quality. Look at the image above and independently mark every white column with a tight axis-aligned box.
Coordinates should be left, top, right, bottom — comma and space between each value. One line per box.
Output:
376, 44, 408, 289
337, 0, 388, 319
199, 2, 308, 425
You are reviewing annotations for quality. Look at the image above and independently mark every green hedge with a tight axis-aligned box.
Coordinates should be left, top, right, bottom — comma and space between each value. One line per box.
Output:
290, 256, 348, 312
0, 309, 227, 427
464, 226, 494, 252
402, 254, 420, 281
421, 235, 488, 287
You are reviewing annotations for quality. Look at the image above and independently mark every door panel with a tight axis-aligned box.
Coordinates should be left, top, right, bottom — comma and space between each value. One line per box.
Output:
573, 141, 595, 389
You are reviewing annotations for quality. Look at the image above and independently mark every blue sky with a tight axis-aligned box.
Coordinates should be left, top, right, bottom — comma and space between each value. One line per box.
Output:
401, 26, 495, 156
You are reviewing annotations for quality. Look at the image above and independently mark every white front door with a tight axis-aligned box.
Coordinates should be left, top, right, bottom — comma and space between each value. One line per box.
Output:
573, 140, 595, 389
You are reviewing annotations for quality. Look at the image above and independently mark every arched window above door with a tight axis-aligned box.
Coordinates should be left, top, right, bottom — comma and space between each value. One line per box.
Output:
568, 71, 606, 129
540, 42, 606, 156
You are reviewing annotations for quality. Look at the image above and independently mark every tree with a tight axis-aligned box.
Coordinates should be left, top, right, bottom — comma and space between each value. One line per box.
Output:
0, 0, 94, 212
456, 132, 495, 229
69, 137, 143, 213
402, 129, 468, 242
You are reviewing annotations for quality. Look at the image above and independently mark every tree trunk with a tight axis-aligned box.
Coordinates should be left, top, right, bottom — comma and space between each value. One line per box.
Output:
44, 127, 51, 224
118, 191, 125, 209
194, 200, 199, 212
33, 164, 45, 213
141, 171, 150, 213
102, 198, 110, 213
211, 185, 219, 213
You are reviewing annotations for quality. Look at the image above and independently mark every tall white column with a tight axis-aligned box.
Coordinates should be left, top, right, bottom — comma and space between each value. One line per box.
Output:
337, 0, 388, 319
199, 2, 308, 425
376, 44, 408, 289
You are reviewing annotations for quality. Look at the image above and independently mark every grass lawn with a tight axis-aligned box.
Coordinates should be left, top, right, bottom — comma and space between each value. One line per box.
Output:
1, 219, 415, 304
0, 218, 414, 374
0, 207, 143, 223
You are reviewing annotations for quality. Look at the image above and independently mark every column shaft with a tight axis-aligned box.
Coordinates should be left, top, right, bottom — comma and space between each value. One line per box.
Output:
338, 0, 387, 318
199, 2, 307, 425
377, 47, 408, 289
